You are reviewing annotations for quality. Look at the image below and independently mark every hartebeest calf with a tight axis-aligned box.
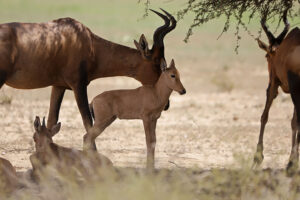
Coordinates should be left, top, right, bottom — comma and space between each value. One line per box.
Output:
0, 157, 19, 196
87, 59, 186, 169
30, 117, 112, 181
253, 11, 300, 174
0, 9, 176, 148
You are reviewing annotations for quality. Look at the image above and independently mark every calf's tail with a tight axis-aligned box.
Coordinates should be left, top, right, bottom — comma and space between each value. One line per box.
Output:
89, 103, 95, 119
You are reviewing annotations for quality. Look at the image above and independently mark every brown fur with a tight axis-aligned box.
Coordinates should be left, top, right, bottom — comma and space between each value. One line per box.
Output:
85, 59, 186, 169
0, 10, 177, 147
254, 15, 300, 174
0, 157, 19, 196
30, 117, 112, 181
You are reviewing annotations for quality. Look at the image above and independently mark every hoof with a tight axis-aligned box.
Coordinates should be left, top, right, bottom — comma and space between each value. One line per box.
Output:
286, 160, 298, 177
83, 134, 97, 152
252, 152, 264, 169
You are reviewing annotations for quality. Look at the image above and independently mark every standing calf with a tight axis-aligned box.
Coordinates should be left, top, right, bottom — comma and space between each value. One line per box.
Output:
86, 59, 186, 169
30, 117, 112, 181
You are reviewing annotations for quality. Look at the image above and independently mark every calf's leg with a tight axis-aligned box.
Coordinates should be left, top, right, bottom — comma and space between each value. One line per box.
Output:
83, 116, 116, 151
143, 118, 157, 170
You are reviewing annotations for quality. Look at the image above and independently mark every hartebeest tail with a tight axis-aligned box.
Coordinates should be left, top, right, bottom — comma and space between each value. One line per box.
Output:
252, 10, 300, 175
30, 116, 112, 181
84, 59, 186, 169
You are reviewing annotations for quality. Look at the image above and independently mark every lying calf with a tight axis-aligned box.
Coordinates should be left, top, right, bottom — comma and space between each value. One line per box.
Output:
85, 59, 186, 169
30, 117, 112, 181
0, 157, 19, 196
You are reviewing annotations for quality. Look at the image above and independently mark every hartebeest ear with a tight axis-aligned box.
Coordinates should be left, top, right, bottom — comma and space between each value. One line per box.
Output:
257, 38, 269, 52
134, 34, 150, 59
169, 59, 175, 69
34, 116, 42, 132
160, 59, 167, 71
50, 122, 61, 137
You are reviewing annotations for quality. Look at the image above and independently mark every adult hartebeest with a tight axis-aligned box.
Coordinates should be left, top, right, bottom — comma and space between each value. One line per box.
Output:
0, 9, 176, 149
88, 59, 186, 169
253, 11, 300, 174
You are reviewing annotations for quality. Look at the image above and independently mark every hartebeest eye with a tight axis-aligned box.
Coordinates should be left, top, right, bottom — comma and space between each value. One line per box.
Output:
171, 74, 175, 78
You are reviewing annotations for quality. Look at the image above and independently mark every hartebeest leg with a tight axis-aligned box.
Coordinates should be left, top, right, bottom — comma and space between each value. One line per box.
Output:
143, 117, 157, 170
289, 108, 298, 164
73, 85, 93, 132
287, 71, 300, 175
47, 86, 66, 129
253, 81, 279, 168
0, 71, 6, 89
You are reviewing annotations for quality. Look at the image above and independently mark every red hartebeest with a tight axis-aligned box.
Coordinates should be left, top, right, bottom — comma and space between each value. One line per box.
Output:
88, 59, 186, 169
0, 9, 176, 149
253, 11, 300, 174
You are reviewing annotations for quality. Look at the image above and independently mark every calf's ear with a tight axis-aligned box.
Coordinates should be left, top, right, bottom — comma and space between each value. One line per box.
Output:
34, 116, 41, 132
160, 58, 167, 71
50, 122, 61, 137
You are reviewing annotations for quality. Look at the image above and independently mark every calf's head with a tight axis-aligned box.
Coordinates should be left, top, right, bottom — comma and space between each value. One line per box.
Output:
33, 116, 61, 152
160, 59, 186, 95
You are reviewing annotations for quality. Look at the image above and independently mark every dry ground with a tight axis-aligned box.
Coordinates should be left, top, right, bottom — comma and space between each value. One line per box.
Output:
0, 36, 295, 172
0, 0, 298, 174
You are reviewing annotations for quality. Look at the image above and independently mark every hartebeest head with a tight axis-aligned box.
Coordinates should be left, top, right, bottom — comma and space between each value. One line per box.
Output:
134, 9, 176, 82
257, 11, 290, 72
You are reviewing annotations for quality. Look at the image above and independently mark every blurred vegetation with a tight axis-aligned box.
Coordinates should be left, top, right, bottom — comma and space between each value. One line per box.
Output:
140, 0, 300, 52
5, 165, 300, 200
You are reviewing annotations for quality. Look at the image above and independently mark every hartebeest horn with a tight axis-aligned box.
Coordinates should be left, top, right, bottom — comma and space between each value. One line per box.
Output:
160, 8, 177, 36
150, 9, 176, 49
276, 10, 290, 44
261, 19, 276, 45
261, 10, 290, 47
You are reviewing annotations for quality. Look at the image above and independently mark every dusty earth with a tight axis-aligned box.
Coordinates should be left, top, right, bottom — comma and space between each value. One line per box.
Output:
0, 47, 295, 172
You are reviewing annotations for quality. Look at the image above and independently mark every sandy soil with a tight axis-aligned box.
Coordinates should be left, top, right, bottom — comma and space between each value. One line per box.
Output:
0, 54, 295, 172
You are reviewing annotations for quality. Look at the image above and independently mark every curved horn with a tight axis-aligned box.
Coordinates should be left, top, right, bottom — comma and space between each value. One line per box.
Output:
276, 9, 290, 44
261, 19, 276, 45
150, 9, 170, 48
159, 8, 177, 37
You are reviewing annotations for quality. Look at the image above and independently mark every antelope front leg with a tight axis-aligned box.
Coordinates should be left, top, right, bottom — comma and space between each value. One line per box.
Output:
143, 118, 157, 170
253, 81, 279, 168
47, 86, 66, 129
72, 84, 93, 132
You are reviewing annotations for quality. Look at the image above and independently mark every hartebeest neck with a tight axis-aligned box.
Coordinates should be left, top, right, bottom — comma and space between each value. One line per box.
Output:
154, 74, 173, 106
90, 36, 144, 81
